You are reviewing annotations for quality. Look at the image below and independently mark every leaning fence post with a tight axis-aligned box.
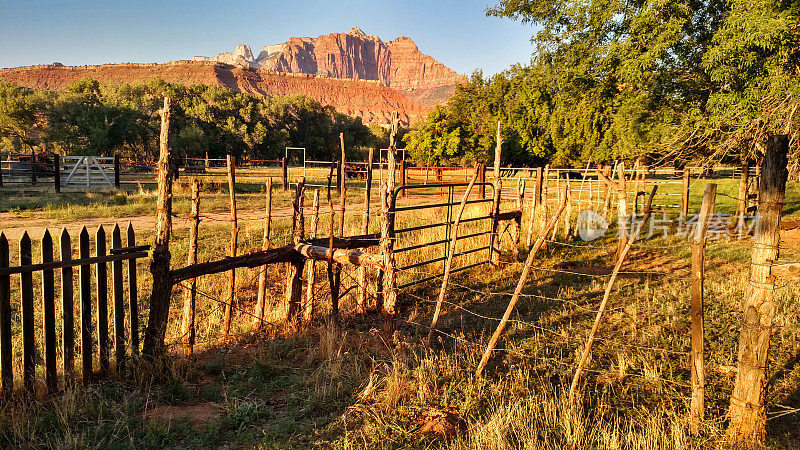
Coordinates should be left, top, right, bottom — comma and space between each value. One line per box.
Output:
142, 97, 174, 359
181, 179, 200, 354
254, 179, 272, 328
0, 233, 11, 396
476, 186, 569, 377
690, 183, 716, 434
42, 230, 57, 393
111, 224, 126, 374
222, 155, 238, 338
568, 186, 657, 401
727, 135, 789, 443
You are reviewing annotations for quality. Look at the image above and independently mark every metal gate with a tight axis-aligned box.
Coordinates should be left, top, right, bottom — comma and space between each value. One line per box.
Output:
393, 182, 495, 289
60, 156, 117, 189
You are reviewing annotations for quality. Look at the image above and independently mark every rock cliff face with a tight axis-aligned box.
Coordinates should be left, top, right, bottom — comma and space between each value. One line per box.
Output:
0, 61, 429, 126
193, 27, 464, 105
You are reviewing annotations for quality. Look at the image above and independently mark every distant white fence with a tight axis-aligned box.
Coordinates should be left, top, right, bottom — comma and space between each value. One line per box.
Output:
60, 156, 119, 189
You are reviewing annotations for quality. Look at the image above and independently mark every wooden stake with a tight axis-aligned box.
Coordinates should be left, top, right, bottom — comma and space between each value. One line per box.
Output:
142, 97, 174, 358
339, 132, 346, 197
286, 180, 305, 323
690, 183, 716, 434
681, 168, 691, 218
281, 157, 288, 191
304, 189, 320, 323
427, 173, 478, 347
357, 148, 374, 313
727, 135, 789, 443
568, 186, 657, 401
489, 179, 503, 266
221, 155, 238, 338
181, 178, 199, 355
254, 179, 272, 328
382, 116, 399, 328
513, 178, 524, 258
493, 121, 502, 183
475, 186, 569, 378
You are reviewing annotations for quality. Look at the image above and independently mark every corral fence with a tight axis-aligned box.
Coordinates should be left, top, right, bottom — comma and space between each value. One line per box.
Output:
0, 223, 147, 398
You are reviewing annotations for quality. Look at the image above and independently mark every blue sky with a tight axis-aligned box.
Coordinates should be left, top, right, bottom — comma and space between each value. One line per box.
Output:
0, 0, 537, 76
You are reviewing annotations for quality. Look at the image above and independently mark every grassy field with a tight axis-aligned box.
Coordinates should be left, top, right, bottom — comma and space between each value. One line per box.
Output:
0, 169, 798, 448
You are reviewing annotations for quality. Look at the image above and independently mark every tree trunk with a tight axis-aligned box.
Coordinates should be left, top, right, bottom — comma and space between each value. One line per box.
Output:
727, 135, 789, 443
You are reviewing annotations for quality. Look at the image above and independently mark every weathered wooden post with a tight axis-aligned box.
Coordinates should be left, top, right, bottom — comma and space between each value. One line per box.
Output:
79, 227, 92, 381
285, 180, 305, 323
357, 148, 374, 313
114, 155, 121, 188
601, 164, 612, 216
493, 121, 502, 184
221, 155, 238, 338
489, 179, 503, 266
96, 226, 109, 377
304, 189, 320, 323
126, 222, 139, 355
615, 162, 629, 261
737, 159, 750, 235
181, 179, 200, 355
254, 179, 273, 328
727, 135, 789, 443
54, 154, 61, 193
690, 183, 716, 434
681, 168, 691, 218
526, 167, 543, 249
281, 157, 289, 191
143, 97, 174, 359
339, 132, 346, 197
513, 178, 524, 257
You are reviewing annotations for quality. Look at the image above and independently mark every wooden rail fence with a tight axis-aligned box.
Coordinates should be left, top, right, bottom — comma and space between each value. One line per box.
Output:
0, 223, 147, 398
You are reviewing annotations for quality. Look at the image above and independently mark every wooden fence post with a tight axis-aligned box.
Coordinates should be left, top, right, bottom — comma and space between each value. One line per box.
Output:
111, 224, 126, 375
254, 179, 272, 328
54, 154, 61, 193
222, 155, 238, 338
41, 230, 57, 393
737, 159, 749, 235
602, 165, 612, 216
400, 161, 407, 198
79, 227, 92, 382
281, 157, 289, 191
493, 121, 502, 184
357, 148, 374, 313
689, 183, 716, 434
59, 228, 74, 382
142, 97, 174, 359
615, 162, 630, 261
305, 189, 320, 323
526, 167, 543, 249
114, 155, 120, 188
181, 179, 199, 354
96, 226, 109, 376
381, 112, 399, 329
285, 180, 305, 322
681, 168, 691, 218
513, 178, 524, 257
488, 179, 503, 266
126, 222, 139, 356
339, 132, 346, 197
727, 135, 789, 443
0, 233, 11, 396
20, 232, 34, 396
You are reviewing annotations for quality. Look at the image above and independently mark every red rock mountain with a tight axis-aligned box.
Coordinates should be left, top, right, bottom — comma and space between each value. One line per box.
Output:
193, 27, 465, 105
0, 28, 464, 125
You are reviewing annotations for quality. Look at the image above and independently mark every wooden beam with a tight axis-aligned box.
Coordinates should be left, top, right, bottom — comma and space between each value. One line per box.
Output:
295, 244, 384, 269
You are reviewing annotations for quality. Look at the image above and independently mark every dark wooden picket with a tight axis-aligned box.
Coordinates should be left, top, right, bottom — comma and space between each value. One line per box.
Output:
0, 224, 149, 401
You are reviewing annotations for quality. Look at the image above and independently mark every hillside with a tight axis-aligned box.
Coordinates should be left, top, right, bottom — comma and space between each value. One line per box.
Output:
0, 60, 433, 126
